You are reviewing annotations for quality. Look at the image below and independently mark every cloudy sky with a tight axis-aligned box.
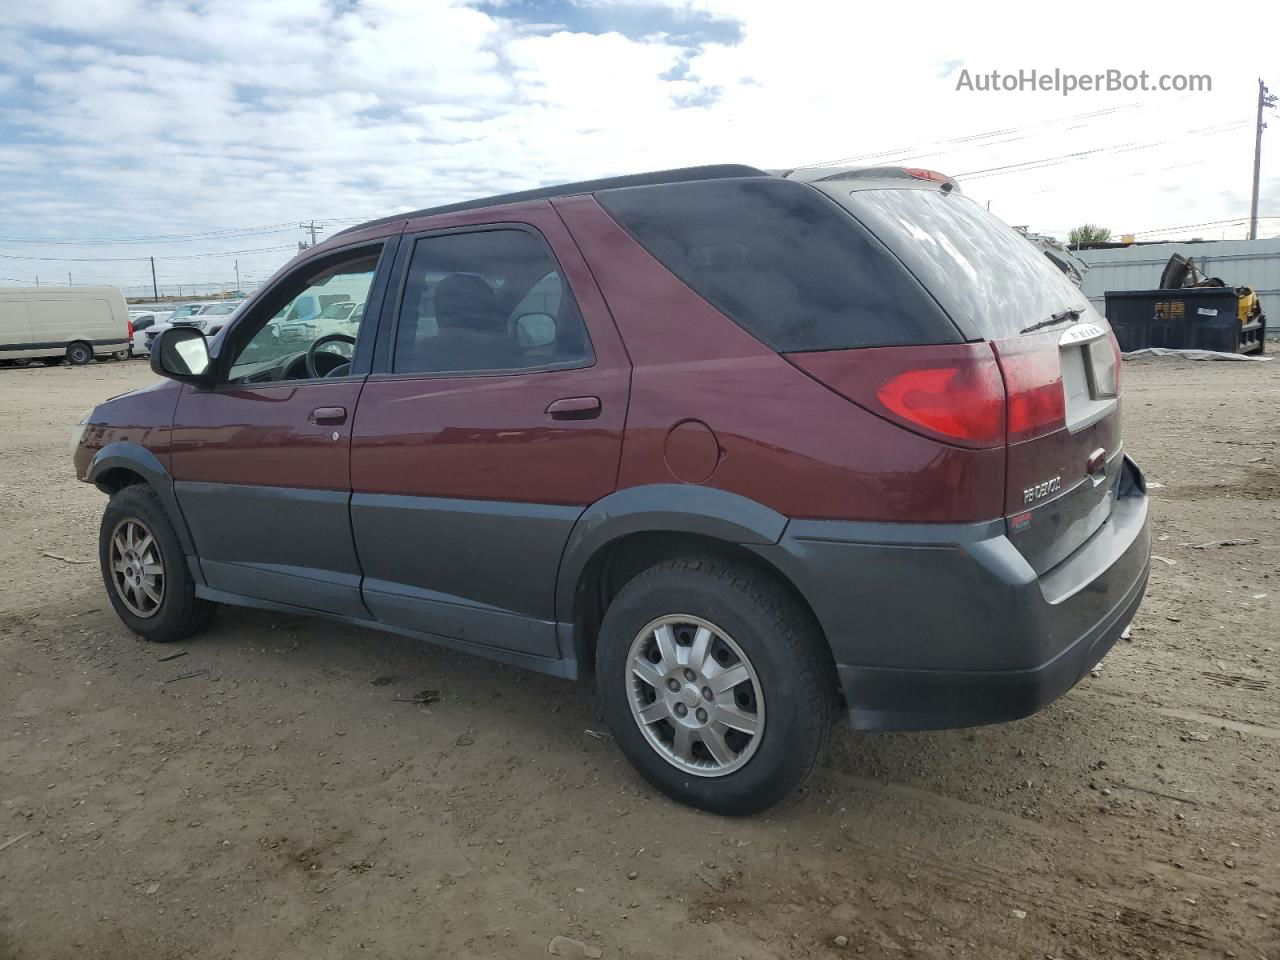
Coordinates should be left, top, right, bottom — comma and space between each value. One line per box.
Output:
1, 0, 1277, 296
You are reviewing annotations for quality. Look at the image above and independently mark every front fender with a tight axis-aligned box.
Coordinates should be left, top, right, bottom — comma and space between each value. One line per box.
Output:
554, 483, 788, 627
87, 442, 198, 560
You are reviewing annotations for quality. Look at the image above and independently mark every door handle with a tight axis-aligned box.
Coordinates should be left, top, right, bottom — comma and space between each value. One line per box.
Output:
308, 406, 348, 424
545, 396, 601, 421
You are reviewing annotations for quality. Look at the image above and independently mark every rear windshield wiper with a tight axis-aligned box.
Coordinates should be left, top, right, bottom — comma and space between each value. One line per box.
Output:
1020, 308, 1081, 335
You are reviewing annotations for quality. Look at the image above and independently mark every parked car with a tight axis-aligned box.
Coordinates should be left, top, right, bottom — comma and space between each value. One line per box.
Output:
128, 310, 173, 357
276, 299, 365, 344
141, 300, 245, 355
71, 165, 1150, 814
1, 285, 131, 365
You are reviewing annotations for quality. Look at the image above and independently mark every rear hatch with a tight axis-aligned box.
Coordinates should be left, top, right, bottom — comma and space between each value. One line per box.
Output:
816, 178, 1124, 574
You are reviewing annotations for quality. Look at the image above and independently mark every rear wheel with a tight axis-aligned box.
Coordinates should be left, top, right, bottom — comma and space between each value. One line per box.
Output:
66, 341, 93, 365
596, 556, 836, 815
99, 484, 216, 642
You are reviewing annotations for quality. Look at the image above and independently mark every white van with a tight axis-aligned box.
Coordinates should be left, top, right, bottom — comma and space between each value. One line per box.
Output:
0, 286, 131, 365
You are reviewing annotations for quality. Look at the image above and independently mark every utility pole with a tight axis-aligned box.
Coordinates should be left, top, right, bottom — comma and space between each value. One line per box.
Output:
67, 272, 72, 286
150, 256, 159, 301
300, 220, 324, 248
1249, 78, 1276, 241
234, 259, 240, 293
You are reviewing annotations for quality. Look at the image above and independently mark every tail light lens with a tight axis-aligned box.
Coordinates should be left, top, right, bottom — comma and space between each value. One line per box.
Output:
992, 335, 1066, 443
126, 318, 134, 340
787, 343, 1007, 449
877, 359, 1006, 447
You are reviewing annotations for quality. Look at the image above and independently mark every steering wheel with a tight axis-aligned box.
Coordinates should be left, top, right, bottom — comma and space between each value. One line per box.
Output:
306, 333, 356, 379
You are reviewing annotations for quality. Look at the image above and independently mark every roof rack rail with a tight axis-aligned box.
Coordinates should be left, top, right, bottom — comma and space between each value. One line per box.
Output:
335, 164, 769, 238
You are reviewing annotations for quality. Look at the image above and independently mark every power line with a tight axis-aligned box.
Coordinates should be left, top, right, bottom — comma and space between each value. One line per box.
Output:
955, 120, 1251, 182
0, 244, 295, 262
799, 101, 1149, 170
0, 223, 300, 244
1129, 215, 1280, 238
0, 217, 368, 246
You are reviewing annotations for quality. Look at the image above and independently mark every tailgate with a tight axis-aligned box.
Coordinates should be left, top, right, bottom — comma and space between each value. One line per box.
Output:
995, 323, 1123, 575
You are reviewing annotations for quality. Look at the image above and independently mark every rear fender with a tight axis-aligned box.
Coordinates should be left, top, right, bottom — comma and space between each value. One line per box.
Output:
554, 484, 788, 659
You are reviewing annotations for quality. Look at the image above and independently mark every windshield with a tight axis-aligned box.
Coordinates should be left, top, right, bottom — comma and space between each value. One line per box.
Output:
318, 301, 353, 319
828, 187, 1094, 340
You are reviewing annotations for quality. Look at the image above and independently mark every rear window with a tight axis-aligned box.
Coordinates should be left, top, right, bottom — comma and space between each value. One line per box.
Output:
595, 178, 960, 352
828, 187, 1092, 340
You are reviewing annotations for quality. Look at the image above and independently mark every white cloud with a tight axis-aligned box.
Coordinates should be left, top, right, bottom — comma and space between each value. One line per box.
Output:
0, 0, 1277, 294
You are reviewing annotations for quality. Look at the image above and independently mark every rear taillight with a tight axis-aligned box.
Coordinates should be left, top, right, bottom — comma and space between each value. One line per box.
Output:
877, 359, 1006, 447
788, 343, 1008, 449
126, 318, 133, 339
992, 336, 1066, 443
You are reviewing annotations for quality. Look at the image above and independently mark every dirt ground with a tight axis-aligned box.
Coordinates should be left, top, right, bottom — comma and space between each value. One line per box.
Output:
0, 356, 1277, 960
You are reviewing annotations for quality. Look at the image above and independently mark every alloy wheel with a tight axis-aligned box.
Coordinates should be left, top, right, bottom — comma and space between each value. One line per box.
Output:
108, 517, 164, 618
627, 614, 765, 777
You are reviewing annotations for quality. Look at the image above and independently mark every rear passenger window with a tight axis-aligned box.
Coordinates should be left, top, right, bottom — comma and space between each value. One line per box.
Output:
596, 178, 960, 352
393, 229, 593, 375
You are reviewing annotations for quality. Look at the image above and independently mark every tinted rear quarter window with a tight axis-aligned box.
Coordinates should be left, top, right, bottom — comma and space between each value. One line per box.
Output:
595, 178, 960, 352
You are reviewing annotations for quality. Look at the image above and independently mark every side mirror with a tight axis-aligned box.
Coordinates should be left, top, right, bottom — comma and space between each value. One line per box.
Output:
515, 312, 557, 348
150, 327, 212, 385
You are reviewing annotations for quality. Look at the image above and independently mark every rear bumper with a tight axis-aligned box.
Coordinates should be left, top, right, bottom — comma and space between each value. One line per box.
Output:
752, 456, 1151, 731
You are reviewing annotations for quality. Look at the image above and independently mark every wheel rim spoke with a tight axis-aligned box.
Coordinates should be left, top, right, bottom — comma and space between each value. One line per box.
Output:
713, 703, 759, 735
631, 658, 664, 688
684, 626, 712, 671
635, 699, 668, 725
707, 662, 750, 696
700, 726, 735, 766
652, 623, 678, 667
670, 725, 694, 763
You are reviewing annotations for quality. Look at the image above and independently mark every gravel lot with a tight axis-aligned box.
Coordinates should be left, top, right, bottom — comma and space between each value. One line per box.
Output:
1, 357, 1277, 960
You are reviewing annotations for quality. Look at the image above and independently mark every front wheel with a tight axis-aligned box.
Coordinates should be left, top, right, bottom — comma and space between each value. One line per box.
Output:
596, 556, 837, 815
99, 484, 216, 642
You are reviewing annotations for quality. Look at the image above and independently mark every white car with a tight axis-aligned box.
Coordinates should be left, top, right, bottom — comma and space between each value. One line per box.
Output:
128, 310, 172, 357
276, 299, 364, 344
142, 300, 246, 354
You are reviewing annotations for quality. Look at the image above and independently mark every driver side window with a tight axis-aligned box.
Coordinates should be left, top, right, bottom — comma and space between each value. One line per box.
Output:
226, 250, 379, 384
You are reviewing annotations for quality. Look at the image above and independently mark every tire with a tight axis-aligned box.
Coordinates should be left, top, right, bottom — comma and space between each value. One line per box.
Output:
595, 556, 837, 815
99, 484, 216, 642
66, 341, 93, 365
112, 350, 129, 361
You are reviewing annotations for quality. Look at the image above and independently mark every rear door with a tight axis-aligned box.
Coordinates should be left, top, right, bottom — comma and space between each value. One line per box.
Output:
349, 203, 630, 660
830, 183, 1125, 573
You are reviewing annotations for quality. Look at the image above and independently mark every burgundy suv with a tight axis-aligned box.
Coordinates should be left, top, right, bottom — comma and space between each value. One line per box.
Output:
72, 165, 1150, 814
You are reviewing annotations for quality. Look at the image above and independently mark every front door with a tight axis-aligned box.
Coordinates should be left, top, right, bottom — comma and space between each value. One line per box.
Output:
170, 240, 395, 617
350, 208, 630, 661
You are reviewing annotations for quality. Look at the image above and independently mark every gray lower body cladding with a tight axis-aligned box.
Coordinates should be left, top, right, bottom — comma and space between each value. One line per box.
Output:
752, 456, 1151, 731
